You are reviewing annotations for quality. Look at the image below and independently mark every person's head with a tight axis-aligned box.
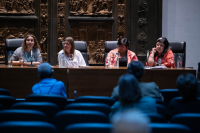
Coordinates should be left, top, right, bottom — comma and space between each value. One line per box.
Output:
38, 63, 54, 79
117, 38, 129, 54
128, 61, 144, 81
21, 34, 40, 51
63, 37, 75, 55
118, 74, 141, 104
154, 37, 170, 58
111, 109, 151, 133
176, 73, 198, 100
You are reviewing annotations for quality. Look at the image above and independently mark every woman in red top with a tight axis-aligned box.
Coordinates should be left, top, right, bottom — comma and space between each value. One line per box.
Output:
148, 37, 175, 68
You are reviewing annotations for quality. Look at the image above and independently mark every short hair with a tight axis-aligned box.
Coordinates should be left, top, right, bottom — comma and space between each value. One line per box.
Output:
111, 109, 150, 133
63, 37, 75, 55
176, 73, 198, 100
118, 74, 142, 104
117, 38, 129, 49
154, 37, 170, 58
128, 61, 144, 80
38, 63, 53, 79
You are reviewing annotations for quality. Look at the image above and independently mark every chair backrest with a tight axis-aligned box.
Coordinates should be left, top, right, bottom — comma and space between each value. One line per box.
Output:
5, 38, 24, 65
0, 88, 11, 96
65, 103, 111, 117
0, 109, 47, 122
65, 123, 112, 133
11, 102, 59, 123
62, 41, 89, 66
169, 41, 186, 67
0, 95, 16, 109
75, 96, 115, 106
0, 121, 57, 133
105, 41, 118, 59
145, 113, 167, 123
25, 94, 68, 110
160, 89, 180, 107
156, 104, 167, 119
171, 113, 200, 133
55, 110, 108, 133
150, 123, 191, 133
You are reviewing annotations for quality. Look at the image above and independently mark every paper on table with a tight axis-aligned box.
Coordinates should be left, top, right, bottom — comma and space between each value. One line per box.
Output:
79, 65, 90, 68
150, 66, 167, 69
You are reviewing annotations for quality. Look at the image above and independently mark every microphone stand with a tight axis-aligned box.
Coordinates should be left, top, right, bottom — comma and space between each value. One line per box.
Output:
27, 49, 36, 67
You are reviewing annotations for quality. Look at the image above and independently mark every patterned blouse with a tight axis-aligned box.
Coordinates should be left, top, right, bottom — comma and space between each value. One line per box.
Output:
105, 48, 138, 68
148, 49, 175, 68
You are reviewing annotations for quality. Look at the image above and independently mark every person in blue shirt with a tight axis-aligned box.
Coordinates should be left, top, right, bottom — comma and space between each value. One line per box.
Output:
32, 63, 67, 97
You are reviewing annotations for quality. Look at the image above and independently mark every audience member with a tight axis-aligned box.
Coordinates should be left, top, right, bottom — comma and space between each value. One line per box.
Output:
105, 38, 138, 68
111, 61, 164, 101
166, 73, 200, 120
111, 109, 151, 133
32, 63, 67, 97
109, 74, 157, 118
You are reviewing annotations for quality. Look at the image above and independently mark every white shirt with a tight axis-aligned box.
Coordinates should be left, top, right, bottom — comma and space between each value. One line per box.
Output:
58, 49, 86, 67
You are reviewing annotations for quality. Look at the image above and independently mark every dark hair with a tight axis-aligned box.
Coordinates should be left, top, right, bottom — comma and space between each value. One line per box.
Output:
21, 34, 41, 51
128, 61, 144, 81
154, 37, 170, 58
118, 38, 129, 49
176, 73, 198, 100
63, 37, 75, 55
118, 74, 142, 104
38, 63, 53, 79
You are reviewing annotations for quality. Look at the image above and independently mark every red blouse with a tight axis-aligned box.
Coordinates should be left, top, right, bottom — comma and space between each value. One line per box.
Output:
148, 49, 175, 68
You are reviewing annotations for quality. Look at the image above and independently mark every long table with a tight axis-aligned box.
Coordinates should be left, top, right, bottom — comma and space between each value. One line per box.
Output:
0, 66, 196, 99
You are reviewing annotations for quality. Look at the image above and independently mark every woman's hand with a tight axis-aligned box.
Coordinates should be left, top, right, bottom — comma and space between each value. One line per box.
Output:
152, 47, 157, 54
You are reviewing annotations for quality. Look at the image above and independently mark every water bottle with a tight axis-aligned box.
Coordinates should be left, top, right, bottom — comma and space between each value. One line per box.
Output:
177, 53, 182, 69
8, 52, 13, 67
115, 53, 119, 68
60, 53, 65, 68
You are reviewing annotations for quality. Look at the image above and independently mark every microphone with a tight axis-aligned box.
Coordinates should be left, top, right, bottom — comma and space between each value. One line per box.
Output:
31, 49, 33, 58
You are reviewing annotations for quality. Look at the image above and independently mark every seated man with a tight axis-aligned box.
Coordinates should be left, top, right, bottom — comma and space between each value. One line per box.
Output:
32, 63, 67, 97
111, 109, 150, 133
166, 73, 200, 120
111, 61, 164, 101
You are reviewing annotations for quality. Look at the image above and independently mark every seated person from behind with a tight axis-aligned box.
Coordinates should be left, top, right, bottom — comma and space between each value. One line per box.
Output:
32, 63, 67, 97
111, 61, 164, 101
166, 73, 200, 120
148, 37, 175, 67
58, 37, 86, 67
109, 74, 157, 119
105, 38, 138, 68
12, 34, 43, 66
111, 109, 150, 133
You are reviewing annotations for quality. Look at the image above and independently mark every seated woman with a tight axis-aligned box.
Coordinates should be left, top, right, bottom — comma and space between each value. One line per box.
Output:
109, 74, 157, 119
166, 73, 200, 120
58, 37, 86, 67
12, 34, 43, 66
105, 38, 138, 68
148, 37, 175, 67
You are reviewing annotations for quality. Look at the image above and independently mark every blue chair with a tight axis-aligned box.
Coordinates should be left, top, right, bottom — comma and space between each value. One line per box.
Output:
171, 113, 200, 133
65, 123, 112, 133
150, 123, 191, 133
0, 121, 57, 133
160, 89, 180, 107
65, 103, 111, 117
145, 113, 166, 123
156, 104, 167, 119
55, 110, 108, 133
25, 94, 68, 110
0, 88, 11, 96
0, 95, 16, 109
11, 102, 59, 123
0, 109, 47, 122
75, 96, 115, 106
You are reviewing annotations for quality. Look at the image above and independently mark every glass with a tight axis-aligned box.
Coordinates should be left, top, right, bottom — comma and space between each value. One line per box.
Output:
170, 53, 175, 69
177, 53, 182, 69
146, 50, 149, 67
68, 54, 74, 68
19, 56, 25, 67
